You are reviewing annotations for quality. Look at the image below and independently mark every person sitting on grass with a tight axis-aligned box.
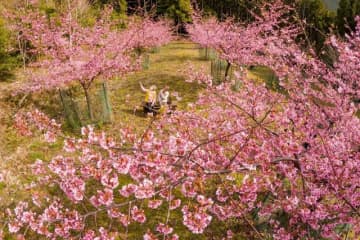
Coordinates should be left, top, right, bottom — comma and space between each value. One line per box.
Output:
140, 82, 157, 114
158, 86, 170, 106
158, 86, 170, 114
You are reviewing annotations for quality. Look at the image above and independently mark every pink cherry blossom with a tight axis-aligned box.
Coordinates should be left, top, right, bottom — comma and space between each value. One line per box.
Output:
100, 171, 119, 189
119, 214, 131, 227
131, 206, 146, 223
143, 230, 158, 240
156, 223, 173, 235
181, 206, 212, 234
90, 188, 113, 207
148, 199, 163, 209
169, 199, 181, 210
59, 177, 85, 202
119, 184, 138, 197
112, 155, 132, 174
135, 179, 155, 199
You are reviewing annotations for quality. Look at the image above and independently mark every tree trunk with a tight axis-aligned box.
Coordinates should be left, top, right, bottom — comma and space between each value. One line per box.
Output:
225, 61, 231, 81
18, 34, 26, 70
83, 87, 94, 121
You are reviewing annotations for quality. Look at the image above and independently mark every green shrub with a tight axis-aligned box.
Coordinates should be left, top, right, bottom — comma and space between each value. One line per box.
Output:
0, 17, 18, 82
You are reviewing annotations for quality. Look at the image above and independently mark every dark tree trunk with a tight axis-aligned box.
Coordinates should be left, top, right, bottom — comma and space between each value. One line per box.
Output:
225, 60, 231, 80
83, 86, 94, 121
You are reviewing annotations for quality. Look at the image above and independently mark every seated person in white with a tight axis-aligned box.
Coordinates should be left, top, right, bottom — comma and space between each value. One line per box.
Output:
158, 86, 170, 106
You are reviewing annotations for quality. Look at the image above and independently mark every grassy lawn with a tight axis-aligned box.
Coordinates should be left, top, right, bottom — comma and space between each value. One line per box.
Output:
105, 41, 206, 134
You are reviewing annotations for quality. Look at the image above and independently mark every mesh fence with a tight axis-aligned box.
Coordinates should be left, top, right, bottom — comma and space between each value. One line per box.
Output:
134, 47, 151, 70
232, 78, 242, 92
60, 82, 113, 129
142, 54, 150, 70
199, 47, 217, 60
211, 58, 233, 85
150, 47, 160, 53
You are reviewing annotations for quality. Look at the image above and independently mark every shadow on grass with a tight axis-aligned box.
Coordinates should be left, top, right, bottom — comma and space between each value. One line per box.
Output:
249, 66, 288, 95
0, 72, 14, 82
152, 54, 200, 63
115, 73, 188, 89
166, 42, 198, 49
120, 108, 148, 118
167, 45, 199, 50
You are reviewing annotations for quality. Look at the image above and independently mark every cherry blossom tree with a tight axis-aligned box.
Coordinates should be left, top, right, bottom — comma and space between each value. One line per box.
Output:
187, 3, 300, 79
8, 2, 172, 120
129, 17, 173, 51
328, 16, 360, 99
186, 1, 360, 238
3, 1, 360, 239
186, 16, 225, 60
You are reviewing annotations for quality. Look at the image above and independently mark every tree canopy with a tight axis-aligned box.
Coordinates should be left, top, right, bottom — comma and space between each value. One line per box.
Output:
337, 0, 360, 35
0, 17, 17, 81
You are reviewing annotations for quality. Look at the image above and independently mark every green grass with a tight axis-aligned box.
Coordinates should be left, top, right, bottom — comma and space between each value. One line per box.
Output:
248, 65, 288, 95
103, 41, 206, 134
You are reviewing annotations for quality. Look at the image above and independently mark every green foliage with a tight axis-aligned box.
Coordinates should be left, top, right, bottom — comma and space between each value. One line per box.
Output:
93, 0, 128, 14
248, 66, 288, 95
0, 14, 19, 81
0, 182, 5, 191
337, 0, 360, 35
115, 0, 128, 14
297, 0, 335, 53
38, 0, 59, 17
195, 0, 260, 22
157, 0, 193, 25
356, 109, 360, 118
0, 17, 18, 82
38, 0, 127, 26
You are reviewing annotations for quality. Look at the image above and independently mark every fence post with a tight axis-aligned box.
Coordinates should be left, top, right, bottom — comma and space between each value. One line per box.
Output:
101, 82, 113, 123
59, 89, 82, 129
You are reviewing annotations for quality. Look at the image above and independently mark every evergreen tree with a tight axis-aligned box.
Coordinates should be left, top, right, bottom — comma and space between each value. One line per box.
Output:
157, 0, 192, 30
353, 0, 360, 21
117, 0, 128, 14
337, 0, 360, 35
91, 0, 128, 13
0, 17, 17, 81
297, 0, 335, 53
195, 0, 260, 22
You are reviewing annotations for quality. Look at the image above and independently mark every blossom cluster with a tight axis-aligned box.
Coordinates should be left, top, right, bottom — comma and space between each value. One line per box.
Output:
7, 4, 173, 93
14, 109, 61, 142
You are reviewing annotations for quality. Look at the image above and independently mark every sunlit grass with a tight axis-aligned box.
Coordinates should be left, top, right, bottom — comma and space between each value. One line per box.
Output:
104, 41, 205, 135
